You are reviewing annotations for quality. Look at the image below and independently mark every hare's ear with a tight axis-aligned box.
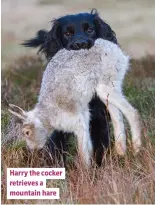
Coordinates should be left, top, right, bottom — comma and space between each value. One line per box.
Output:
8, 104, 27, 121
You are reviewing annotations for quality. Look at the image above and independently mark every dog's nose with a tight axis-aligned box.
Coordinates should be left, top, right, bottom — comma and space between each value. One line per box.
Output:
73, 40, 88, 50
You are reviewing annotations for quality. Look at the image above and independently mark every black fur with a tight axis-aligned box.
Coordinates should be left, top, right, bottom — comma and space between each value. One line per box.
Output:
47, 131, 67, 165
23, 30, 47, 48
23, 9, 118, 166
89, 96, 110, 166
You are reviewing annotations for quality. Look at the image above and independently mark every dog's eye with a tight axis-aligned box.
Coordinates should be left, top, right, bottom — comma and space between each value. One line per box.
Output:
64, 31, 73, 37
86, 27, 94, 34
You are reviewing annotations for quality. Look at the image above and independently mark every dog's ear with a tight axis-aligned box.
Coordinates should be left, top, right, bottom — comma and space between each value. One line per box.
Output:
93, 14, 117, 44
40, 20, 62, 59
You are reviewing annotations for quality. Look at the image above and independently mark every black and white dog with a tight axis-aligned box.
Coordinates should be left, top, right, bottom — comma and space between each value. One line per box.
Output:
23, 9, 117, 166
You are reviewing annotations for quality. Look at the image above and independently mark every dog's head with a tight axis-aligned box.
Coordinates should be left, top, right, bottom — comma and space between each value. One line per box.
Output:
40, 9, 117, 58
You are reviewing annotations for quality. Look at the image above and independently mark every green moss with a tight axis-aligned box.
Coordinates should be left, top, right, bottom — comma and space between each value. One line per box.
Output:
124, 83, 155, 113
124, 79, 155, 144
6, 140, 26, 151
1, 110, 10, 129
65, 134, 77, 166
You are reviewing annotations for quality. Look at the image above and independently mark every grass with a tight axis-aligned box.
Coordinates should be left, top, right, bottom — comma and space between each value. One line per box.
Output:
1, 55, 155, 204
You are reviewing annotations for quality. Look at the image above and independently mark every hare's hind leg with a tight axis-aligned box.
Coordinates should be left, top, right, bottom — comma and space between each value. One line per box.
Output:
107, 104, 126, 155
96, 84, 141, 154
74, 110, 93, 167
99, 97, 126, 155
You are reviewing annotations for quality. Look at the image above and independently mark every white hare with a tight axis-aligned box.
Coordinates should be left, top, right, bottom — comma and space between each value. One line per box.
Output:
9, 39, 141, 166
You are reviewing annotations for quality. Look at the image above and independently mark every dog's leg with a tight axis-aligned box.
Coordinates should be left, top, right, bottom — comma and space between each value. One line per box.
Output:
89, 95, 110, 166
74, 110, 93, 167
107, 104, 126, 155
47, 131, 67, 166
96, 84, 141, 154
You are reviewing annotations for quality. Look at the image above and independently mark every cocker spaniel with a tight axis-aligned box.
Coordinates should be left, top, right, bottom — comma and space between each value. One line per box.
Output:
23, 9, 118, 166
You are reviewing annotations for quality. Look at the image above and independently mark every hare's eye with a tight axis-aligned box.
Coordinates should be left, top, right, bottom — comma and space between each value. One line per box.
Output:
26, 131, 30, 136
22, 128, 32, 138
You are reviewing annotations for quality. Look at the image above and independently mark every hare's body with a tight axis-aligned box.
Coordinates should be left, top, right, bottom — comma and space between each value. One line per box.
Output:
38, 39, 127, 131
9, 39, 141, 166
40, 39, 126, 111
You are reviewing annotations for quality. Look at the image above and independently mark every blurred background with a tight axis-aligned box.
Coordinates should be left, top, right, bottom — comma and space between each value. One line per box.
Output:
2, 0, 155, 68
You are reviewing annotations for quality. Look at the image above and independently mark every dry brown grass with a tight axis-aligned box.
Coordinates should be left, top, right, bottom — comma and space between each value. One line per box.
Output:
60, 144, 155, 204
1, 137, 155, 204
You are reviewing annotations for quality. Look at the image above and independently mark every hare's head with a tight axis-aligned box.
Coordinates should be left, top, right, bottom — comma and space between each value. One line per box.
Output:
8, 104, 49, 150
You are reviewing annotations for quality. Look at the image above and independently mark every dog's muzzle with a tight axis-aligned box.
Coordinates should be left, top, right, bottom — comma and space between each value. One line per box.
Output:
68, 39, 94, 50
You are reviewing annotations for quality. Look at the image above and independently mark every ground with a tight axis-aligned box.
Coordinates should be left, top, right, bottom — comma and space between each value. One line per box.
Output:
1, 0, 155, 204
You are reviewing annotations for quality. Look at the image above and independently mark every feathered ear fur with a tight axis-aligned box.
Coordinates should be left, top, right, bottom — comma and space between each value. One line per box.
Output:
39, 20, 63, 59
92, 9, 117, 44
22, 30, 47, 48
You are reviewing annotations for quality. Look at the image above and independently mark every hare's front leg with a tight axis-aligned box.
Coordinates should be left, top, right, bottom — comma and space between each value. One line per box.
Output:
74, 110, 93, 167
96, 84, 141, 154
